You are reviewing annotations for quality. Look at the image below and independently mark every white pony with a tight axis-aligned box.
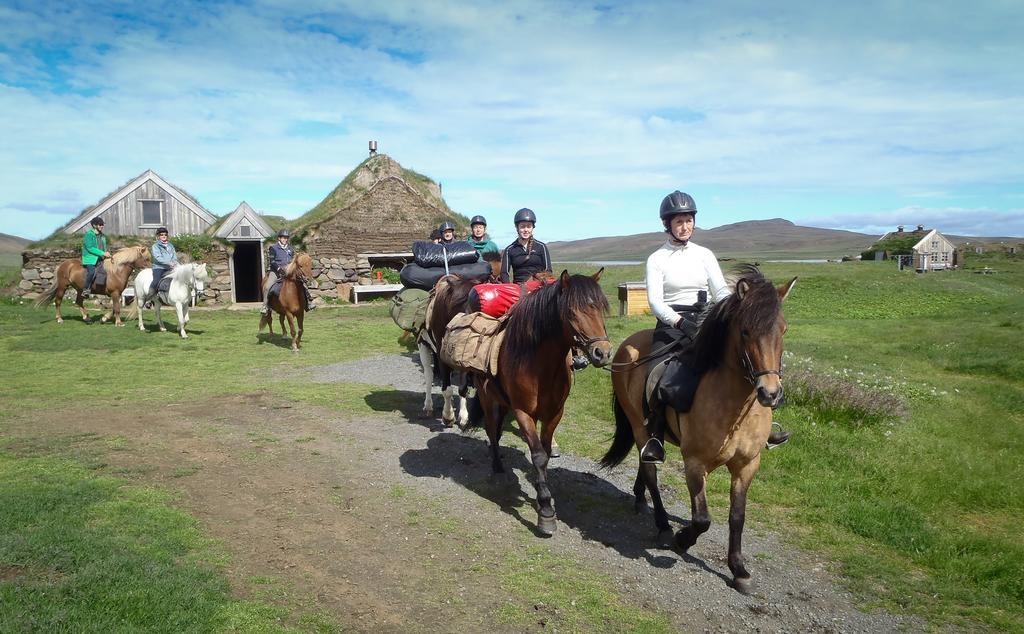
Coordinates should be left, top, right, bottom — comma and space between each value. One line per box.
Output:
132, 263, 210, 338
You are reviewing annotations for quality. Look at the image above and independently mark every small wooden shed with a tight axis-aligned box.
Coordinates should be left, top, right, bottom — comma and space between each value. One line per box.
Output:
617, 282, 651, 316
213, 202, 275, 302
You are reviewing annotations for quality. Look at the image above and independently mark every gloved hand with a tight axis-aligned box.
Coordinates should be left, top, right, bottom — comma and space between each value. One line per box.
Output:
571, 354, 590, 370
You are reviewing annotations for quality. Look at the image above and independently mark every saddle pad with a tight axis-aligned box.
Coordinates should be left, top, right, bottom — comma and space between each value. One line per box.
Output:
157, 275, 173, 292
93, 264, 108, 289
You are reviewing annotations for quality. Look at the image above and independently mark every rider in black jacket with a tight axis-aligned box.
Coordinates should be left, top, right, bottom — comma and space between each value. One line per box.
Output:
500, 208, 552, 283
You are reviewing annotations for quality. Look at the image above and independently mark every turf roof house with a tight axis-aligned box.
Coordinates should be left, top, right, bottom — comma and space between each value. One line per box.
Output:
865, 224, 958, 270
291, 154, 469, 302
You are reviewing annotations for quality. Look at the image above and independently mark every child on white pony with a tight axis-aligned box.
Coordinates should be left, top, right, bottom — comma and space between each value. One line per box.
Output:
132, 262, 210, 338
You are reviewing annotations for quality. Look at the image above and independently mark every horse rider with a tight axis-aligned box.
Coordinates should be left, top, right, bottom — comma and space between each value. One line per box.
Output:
81, 216, 111, 298
641, 191, 790, 463
144, 227, 178, 307
466, 215, 500, 257
500, 208, 552, 284
438, 221, 457, 244
261, 228, 314, 314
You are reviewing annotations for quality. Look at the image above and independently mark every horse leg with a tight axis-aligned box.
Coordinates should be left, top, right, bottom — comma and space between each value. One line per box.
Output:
111, 292, 124, 326
286, 313, 298, 351
155, 303, 167, 332
727, 455, 761, 594
418, 341, 435, 418
56, 282, 69, 324
440, 364, 456, 427
295, 312, 304, 349
279, 313, 285, 336
515, 410, 557, 536
175, 302, 188, 338
635, 463, 673, 545
675, 459, 711, 552
455, 372, 471, 429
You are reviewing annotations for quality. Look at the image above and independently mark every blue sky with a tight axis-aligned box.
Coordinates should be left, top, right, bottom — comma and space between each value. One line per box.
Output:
1, 0, 1022, 244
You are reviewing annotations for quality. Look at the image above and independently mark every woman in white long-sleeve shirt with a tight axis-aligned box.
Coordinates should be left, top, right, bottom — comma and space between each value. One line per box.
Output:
640, 191, 789, 463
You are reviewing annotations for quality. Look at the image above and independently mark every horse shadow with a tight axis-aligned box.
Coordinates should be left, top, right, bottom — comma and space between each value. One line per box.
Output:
399, 433, 725, 576
363, 390, 448, 433
256, 332, 296, 349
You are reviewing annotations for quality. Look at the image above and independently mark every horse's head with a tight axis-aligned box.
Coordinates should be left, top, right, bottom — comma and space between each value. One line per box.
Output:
114, 245, 150, 269
482, 251, 502, 282
558, 268, 613, 367
286, 252, 314, 281
728, 267, 797, 408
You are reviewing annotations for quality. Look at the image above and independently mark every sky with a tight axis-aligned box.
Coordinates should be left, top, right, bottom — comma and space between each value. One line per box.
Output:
1, 0, 1023, 245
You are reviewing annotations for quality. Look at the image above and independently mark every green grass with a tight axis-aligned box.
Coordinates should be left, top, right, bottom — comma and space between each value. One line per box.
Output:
1, 258, 1023, 631
0, 453, 312, 632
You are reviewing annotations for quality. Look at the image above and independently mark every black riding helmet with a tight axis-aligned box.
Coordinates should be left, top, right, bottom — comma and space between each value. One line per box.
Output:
90, 216, 105, 227
438, 221, 456, 233
278, 228, 290, 238
660, 191, 697, 232
514, 208, 536, 226
156, 227, 169, 235
470, 215, 487, 227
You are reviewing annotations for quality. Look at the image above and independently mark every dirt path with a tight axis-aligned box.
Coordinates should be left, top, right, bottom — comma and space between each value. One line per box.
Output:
2, 354, 924, 633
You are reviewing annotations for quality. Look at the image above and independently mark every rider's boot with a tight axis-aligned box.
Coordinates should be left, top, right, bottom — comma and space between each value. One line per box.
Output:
640, 405, 667, 464
766, 422, 790, 449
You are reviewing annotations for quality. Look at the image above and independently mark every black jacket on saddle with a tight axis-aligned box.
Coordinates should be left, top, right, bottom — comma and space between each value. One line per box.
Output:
500, 239, 551, 283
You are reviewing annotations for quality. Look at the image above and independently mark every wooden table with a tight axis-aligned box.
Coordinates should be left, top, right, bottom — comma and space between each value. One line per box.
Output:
351, 283, 404, 304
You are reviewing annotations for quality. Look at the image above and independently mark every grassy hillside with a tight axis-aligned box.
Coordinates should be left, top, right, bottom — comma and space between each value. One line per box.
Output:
0, 233, 29, 268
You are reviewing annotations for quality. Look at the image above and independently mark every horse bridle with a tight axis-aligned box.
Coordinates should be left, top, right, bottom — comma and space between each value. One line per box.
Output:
741, 349, 782, 386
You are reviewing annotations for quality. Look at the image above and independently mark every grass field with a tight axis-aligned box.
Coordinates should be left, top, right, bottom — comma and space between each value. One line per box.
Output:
1, 257, 1022, 631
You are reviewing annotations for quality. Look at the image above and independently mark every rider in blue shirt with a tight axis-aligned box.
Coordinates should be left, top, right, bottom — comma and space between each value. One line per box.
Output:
145, 227, 177, 306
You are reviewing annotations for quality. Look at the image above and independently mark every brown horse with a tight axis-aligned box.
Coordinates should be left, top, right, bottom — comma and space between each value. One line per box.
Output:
258, 252, 313, 352
600, 265, 796, 593
35, 245, 151, 326
469, 270, 612, 535
417, 252, 503, 426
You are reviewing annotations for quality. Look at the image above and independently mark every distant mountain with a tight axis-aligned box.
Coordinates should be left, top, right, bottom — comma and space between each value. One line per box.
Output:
549, 219, 876, 261
0, 233, 30, 266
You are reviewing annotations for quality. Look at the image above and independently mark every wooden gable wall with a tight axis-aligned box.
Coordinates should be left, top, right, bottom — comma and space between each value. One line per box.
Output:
90, 179, 212, 236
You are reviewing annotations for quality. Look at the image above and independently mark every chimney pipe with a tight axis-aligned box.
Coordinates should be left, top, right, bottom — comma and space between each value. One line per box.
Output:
897, 225, 904, 232
369, 140, 378, 156
916, 224, 924, 232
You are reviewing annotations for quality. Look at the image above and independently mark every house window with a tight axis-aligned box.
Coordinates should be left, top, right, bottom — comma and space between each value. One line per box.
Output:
141, 200, 162, 225
239, 225, 251, 237
931, 240, 938, 249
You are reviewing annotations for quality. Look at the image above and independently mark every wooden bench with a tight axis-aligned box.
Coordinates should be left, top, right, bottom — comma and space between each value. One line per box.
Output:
352, 283, 404, 305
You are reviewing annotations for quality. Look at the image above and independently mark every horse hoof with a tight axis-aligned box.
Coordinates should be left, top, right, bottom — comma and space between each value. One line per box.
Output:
732, 576, 754, 595
674, 530, 696, 552
537, 514, 558, 536
656, 529, 674, 547
159, 327, 167, 332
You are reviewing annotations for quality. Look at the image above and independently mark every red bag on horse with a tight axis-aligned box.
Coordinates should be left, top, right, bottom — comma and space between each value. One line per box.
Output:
473, 284, 521, 318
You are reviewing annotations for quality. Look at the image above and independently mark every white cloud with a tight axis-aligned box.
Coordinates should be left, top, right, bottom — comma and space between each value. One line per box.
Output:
1, 0, 1022, 240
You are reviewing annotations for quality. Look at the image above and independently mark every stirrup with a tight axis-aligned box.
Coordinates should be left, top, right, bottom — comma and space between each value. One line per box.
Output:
640, 437, 665, 464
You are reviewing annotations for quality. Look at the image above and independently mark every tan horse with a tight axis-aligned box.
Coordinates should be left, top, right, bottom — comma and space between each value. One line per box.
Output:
468, 270, 612, 535
600, 265, 796, 593
35, 245, 151, 326
258, 252, 313, 351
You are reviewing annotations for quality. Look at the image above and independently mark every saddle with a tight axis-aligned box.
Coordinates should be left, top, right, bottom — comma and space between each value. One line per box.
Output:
267, 277, 284, 299
644, 303, 710, 417
92, 264, 108, 290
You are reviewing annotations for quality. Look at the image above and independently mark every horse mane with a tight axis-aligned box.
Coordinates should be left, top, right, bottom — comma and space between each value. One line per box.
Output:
690, 264, 781, 374
503, 273, 608, 367
112, 245, 146, 266
283, 252, 311, 278
481, 250, 501, 263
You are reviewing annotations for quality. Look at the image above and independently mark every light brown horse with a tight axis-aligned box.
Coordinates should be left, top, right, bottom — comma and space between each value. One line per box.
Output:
258, 252, 313, 351
468, 270, 612, 535
35, 245, 151, 326
601, 265, 796, 593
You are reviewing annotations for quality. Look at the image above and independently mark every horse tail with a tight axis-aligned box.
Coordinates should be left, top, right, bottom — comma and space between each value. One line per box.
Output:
125, 298, 139, 319
34, 283, 59, 308
599, 394, 635, 469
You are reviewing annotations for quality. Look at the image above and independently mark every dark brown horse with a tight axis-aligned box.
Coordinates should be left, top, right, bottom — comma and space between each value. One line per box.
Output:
417, 252, 503, 425
258, 252, 313, 352
35, 245, 151, 326
469, 270, 612, 535
601, 265, 796, 593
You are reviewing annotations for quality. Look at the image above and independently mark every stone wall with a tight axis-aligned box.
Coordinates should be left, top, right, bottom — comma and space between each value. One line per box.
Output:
17, 245, 234, 305
305, 254, 372, 303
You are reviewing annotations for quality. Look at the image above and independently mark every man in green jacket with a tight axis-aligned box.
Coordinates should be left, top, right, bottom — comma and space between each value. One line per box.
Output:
81, 217, 111, 297
466, 215, 499, 257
